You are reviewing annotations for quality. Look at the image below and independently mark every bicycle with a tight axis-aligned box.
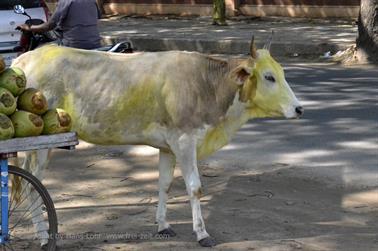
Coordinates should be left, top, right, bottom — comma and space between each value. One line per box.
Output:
0, 132, 78, 251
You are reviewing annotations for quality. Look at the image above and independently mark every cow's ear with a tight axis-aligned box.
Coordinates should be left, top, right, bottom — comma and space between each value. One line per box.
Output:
233, 67, 251, 86
231, 61, 254, 86
239, 75, 257, 103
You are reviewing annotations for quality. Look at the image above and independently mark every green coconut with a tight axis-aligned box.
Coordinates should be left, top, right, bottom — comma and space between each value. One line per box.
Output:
11, 111, 44, 137
42, 108, 72, 135
0, 113, 15, 140
17, 88, 48, 115
0, 56, 5, 73
0, 87, 16, 115
0, 67, 26, 96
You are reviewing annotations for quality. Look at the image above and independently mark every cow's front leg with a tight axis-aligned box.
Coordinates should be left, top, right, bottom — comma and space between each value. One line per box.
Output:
169, 134, 216, 247
156, 149, 176, 236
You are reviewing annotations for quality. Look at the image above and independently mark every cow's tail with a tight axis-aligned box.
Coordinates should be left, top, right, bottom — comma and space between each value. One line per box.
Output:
9, 157, 23, 204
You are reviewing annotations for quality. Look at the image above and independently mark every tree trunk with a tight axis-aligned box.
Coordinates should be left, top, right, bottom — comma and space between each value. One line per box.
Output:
213, 0, 227, 26
356, 0, 378, 63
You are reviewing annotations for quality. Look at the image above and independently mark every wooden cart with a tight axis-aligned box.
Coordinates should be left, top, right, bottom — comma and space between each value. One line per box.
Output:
0, 132, 78, 251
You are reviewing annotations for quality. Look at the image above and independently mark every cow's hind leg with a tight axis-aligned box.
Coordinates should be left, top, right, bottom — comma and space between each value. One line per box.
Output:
21, 150, 51, 246
22, 149, 51, 180
156, 149, 177, 236
168, 134, 216, 247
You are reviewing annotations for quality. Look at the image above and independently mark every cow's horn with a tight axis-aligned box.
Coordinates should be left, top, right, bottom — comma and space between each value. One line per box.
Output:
250, 35, 257, 58
263, 30, 274, 51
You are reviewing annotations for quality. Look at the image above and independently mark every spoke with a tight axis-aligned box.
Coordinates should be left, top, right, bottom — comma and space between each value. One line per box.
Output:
35, 228, 50, 234
31, 218, 48, 226
6, 173, 53, 250
7, 234, 24, 241
14, 201, 44, 225
8, 177, 28, 215
9, 208, 50, 239
9, 209, 47, 231
9, 233, 35, 241
8, 180, 33, 218
9, 201, 43, 233
4, 243, 15, 251
10, 217, 48, 231
9, 177, 30, 213
8, 234, 39, 250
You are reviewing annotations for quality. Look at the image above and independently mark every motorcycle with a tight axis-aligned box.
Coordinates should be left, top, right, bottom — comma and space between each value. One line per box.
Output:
13, 4, 133, 54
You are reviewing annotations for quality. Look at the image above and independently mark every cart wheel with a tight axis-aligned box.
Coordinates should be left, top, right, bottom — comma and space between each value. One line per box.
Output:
1, 165, 57, 251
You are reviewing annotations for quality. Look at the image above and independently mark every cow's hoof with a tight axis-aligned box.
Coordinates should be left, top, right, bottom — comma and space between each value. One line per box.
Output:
157, 227, 176, 237
198, 236, 216, 247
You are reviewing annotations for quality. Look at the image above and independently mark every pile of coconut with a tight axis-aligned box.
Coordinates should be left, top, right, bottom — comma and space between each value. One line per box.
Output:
0, 56, 72, 140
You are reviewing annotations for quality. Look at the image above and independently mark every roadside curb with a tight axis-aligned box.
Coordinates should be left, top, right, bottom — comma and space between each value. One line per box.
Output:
102, 35, 353, 57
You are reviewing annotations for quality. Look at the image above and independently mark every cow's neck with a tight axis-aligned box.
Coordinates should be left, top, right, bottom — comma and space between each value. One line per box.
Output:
197, 94, 250, 160
196, 58, 258, 160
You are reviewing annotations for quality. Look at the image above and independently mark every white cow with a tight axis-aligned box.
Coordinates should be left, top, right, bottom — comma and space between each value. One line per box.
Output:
12, 37, 303, 247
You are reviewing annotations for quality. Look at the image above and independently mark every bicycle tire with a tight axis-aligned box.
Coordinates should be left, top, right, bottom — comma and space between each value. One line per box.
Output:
1, 165, 57, 251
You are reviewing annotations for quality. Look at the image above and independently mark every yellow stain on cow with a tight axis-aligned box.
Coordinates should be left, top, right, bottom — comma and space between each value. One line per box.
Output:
57, 92, 95, 143
113, 79, 168, 132
197, 123, 229, 160
197, 109, 250, 160
243, 49, 291, 118
30, 45, 68, 83
41, 45, 65, 61
254, 50, 285, 82
58, 92, 78, 128
198, 50, 292, 159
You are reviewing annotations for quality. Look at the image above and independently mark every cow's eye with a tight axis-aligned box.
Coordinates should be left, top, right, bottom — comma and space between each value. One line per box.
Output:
265, 75, 275, 82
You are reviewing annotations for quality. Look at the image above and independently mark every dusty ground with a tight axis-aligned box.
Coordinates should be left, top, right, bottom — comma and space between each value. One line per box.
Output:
44, 146, 377, 251
38, 63, 378, 251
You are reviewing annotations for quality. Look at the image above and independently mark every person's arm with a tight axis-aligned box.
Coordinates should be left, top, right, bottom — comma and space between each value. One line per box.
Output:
19, 0, 71, 33
18, 22, 54, 33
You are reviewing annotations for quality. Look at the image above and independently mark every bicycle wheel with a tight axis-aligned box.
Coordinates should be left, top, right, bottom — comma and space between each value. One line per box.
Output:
1, 165, 57, 251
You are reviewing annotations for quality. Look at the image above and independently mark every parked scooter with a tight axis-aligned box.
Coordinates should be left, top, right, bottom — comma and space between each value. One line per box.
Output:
13, 4, 133, 54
